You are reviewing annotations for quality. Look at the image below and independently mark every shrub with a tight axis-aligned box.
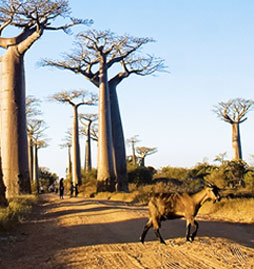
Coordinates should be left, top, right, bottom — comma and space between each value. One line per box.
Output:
205, 160, 249, 189
158, 166, 190, 181
190, 162, 218, 179
243, 170, 254, 193
128, 166, 154, 186
80, 169, 97, 195
39, 167, 59, 192
0, 195, 37, 230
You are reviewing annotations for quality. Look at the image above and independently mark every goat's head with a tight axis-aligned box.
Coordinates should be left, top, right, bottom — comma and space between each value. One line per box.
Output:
205, 183, 221, 203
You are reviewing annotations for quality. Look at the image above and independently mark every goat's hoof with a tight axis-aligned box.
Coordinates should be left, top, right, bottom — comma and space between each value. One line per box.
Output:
160, 240, 167, 245
139, 237, 144, 244
186, 238, 193, 244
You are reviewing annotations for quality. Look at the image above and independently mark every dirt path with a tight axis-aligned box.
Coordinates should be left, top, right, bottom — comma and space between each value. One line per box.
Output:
0, 193, 253, 268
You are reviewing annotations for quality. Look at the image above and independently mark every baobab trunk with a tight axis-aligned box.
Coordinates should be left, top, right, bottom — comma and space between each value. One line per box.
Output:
84, 121, 92, 172
132, 142, 137, 165
28, 135, 34, 182
232, 123, 242, 160
0, 152, 8, 207
97, 56, 116, 192
109, 84, 129, 192
140, 157, 145, 167
68, 144, 72, 177
0, 46, 31, 197
72, 106, 82, 185
33, 144, 39, 193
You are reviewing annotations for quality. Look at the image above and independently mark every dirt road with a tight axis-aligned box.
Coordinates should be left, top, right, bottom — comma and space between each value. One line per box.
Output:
0, 193, 253, 268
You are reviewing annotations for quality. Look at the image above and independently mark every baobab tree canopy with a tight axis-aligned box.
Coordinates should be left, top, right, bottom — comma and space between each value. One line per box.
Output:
0, 0, 90, 36
43, 29, 165, 84
136, 146, 157, 167
214, 98, 254, 124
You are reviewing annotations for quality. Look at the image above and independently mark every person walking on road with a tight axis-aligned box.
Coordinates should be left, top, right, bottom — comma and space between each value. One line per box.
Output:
59, 178, 64, 199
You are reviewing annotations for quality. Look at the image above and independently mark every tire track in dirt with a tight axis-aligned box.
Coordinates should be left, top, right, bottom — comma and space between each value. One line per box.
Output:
0, 194, 253, 268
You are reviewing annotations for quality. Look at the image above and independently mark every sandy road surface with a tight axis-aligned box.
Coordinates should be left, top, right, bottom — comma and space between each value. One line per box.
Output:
0, 193, 253, 268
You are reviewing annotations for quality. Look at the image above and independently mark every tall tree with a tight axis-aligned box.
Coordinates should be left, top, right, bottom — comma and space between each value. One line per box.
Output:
0, 152, 8, 207
79, 113, 98, 172
0, 0, 89, 197
27, 119, 46, 182
136, 147, 157, 167
213, 98, 254, 160
26, 96, 43, 183
60, 130, 72, 178
33, 139, 48, 193
43, 29, 165, 192
50, 90, 97, 185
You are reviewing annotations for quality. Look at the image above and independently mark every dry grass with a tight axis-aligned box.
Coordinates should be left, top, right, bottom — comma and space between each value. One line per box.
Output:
85, 184, 254, 224
199, 198, 254, 223
0, 195, 38, 230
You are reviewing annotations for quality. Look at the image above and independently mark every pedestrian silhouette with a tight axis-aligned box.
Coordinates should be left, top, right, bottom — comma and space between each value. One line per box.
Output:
75, 184, 78, 197
70, 182, 74, 198
59, 178, 64, 199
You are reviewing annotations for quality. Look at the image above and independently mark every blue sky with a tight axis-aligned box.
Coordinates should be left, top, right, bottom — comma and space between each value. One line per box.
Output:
2, 0, 254, 177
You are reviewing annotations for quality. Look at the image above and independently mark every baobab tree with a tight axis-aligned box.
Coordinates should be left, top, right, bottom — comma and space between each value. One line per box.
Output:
127, 135, 140, 166
50, 90, 97, 185
26, 96, 43, 182
43, 29, 165, 192
0, 0, 90, 197
60, 130, 72, 178
33, 139, 48, 193
0, 153, 8, 207
213, 98, 254, 160
27, 119, 47, 183
136, 147, 157, 167
79, 113, 98, 172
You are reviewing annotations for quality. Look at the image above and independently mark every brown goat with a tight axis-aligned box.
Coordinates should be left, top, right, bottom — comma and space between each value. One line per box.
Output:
140, 184, 221, 244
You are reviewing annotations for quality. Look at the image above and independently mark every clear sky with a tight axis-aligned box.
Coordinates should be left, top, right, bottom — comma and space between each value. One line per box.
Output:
2, 0, 254, 178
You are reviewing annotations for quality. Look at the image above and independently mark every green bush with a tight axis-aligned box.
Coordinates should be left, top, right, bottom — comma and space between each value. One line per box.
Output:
39, 167, 59, 192
190, 162, 218, 179
243, 170, 254, 192
0, 195, 37, 230
128, 166, 154, 186
158, 166, 190, 181
80, 169, 97, 195
205, 160, 249, 189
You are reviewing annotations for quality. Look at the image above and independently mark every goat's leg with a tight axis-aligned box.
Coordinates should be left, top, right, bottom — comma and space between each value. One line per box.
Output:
154, 228, 166, 245
152, 217, 166, 244
185, 220, 192, 242
140, 219, 152, 244
190, 220, 199, 241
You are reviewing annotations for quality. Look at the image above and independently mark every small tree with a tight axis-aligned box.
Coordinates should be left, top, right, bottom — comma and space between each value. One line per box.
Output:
50, 90, 97, 185
214, 152, 227, 164
39, 167, 58, 191
127, 135, 140, 166
213, 98, 254, 160
136, 147, 157, 167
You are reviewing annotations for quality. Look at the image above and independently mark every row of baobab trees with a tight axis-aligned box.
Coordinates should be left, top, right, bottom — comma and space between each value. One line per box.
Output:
0, 1, 252, 207
0, 0, 165, 205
